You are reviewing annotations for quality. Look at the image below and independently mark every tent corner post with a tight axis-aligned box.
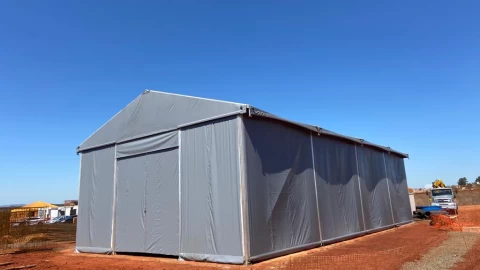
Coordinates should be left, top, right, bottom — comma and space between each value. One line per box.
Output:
237, 115, 250, 264
110, 144, 119, 255
178, 129, 182, 255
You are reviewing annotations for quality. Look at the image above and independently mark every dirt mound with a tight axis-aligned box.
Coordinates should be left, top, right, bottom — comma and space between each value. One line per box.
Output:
430, 214, 463, 231
22, 233, 49, 243
0, 235, 15, 244
0, 233, 49, 245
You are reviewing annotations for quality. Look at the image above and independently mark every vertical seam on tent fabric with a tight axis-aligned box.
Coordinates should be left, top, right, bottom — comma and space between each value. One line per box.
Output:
111, 145, 118, 255
76, 154, 83, 249
354, 145, 366, 232
310, 133, 323, 244
91, 152, 96, 248
237, 115, 250, 263
143, 155, 148, 252
178, 129, 182, 255
383, 153, 395, 225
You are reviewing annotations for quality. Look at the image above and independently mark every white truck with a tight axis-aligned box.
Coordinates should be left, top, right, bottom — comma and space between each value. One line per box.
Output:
429, 188, 458, 214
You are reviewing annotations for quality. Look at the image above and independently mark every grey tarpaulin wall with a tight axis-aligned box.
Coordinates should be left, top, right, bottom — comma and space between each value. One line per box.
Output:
242, 117, 412, 262
312, 136, 364, 243
179, 116, 243, 264
76, 146, 115, 254
385, 154, 412, 225
76, 90, 410, 264
114, 131, 179, 255
357, 146, 395, 231
243, 117, 320, 259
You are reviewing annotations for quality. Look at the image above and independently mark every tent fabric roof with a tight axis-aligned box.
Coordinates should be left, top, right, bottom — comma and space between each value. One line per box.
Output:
78, 90, 245, 152
78, 90, 408, 158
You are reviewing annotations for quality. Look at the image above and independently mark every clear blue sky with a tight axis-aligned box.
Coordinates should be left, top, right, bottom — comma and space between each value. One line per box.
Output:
0, 1, 478, 205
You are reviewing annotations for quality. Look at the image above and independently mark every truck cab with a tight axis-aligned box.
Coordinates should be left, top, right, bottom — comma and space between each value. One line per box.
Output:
429, 188, 458, 214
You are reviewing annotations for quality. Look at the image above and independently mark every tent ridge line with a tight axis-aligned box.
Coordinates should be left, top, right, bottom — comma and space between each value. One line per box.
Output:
147, 89, 248, 106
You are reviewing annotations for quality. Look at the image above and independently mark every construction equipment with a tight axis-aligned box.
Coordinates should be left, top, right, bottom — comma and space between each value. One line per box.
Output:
432, 179, 446, 188
427, 180, 458, 215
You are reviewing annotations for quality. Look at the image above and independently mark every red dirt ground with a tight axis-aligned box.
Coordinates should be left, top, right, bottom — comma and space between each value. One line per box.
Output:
4, 205, 480, 270
0, 222, 448, 270
451, 205, 480, 270
456, 205, 480, 227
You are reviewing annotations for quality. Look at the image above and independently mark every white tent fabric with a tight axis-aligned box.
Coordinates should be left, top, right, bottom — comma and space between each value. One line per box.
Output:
76, 90, 411, 264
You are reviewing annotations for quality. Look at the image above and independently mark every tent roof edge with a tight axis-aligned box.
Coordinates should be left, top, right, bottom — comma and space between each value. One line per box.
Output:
246, 106, 409, 158
76, 91, 409, 158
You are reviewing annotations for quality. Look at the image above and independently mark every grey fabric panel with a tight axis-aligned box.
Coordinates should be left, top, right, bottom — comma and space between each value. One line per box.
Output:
243, 117, 320, 257
76, 147, 115, 252
145, 149, 179, 255
384, 154, 412, 224
115, 156, 146, 253
356, 146, 394, 230
75, 247, 112, 254
179, 253, 244, 264
312, 136, 364, 241
116, 130, 178, 158
115, 149, 179, 255
79, 91, 243, 151
180, 116, 243, 261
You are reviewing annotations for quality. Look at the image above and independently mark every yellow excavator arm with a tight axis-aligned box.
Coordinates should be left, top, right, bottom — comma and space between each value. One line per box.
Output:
432, 179, 446, 188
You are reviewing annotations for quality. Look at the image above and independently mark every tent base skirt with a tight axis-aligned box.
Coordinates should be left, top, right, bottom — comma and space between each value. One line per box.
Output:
322, 231, 366, 246
249, 241, 322, 263
179, 253, 244, 264
395, 220, 413, 227
75, 247, 112, 254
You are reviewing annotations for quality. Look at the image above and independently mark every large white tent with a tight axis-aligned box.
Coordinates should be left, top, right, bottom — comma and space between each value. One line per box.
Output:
75, 90, 412, 264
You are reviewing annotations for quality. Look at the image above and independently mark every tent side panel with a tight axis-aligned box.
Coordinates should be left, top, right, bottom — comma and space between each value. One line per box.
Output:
356, 146, 394, 230
145, 149, 180, 255
179, 116, 243, 264
312, 137, 364, 242
115, 147, 179, 255
385, 154, 412, 224
115, 156, 146, 253
76, 146, 115, 254
243, 118, 320, 258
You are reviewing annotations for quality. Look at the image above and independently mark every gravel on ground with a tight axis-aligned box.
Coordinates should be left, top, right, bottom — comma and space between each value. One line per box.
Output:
402, 232, 479, 270
452, 234, 480, 270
